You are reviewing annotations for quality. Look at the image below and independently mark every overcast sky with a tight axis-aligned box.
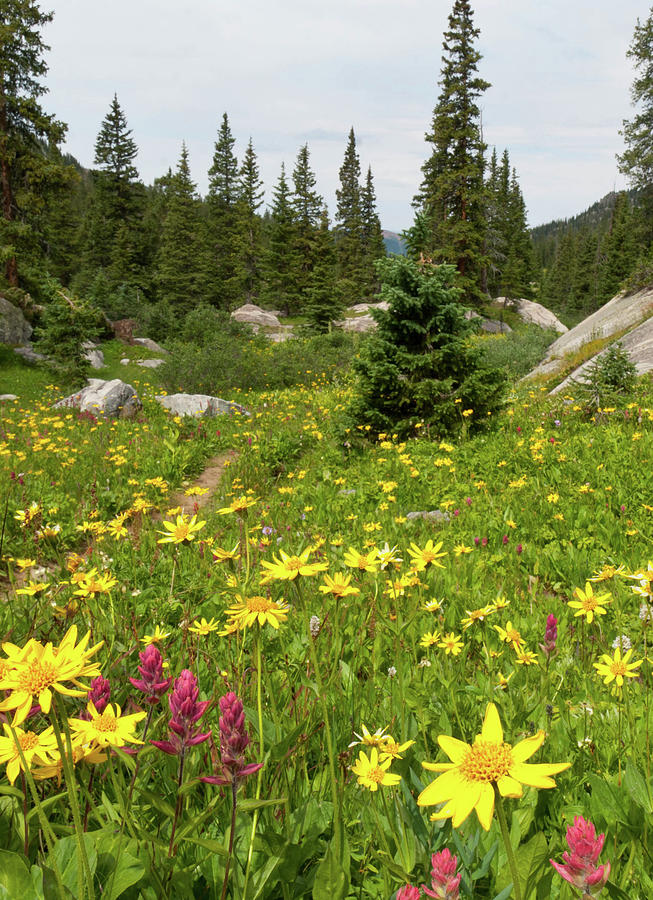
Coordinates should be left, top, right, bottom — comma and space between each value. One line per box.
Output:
43, 0, 649, 231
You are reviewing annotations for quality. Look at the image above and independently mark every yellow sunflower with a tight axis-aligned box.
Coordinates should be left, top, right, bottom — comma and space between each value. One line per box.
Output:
0, 723, 58, 784
318, 572, 360, 598
351, 747, 401, 791
418, 703, 570, 830
260, 548, 327, 583
567, 583, 612, 624
594, 647, 643, 687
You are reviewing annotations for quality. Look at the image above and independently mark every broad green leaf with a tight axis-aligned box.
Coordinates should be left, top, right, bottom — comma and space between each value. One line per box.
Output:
0, 850, 40, 899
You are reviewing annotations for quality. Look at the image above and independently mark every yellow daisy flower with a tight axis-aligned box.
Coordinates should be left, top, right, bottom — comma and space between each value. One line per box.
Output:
188, 617, 220, 636
351, 747, 401, 791
438, 632, 464, 656
260, 548, 327, 582
343, 547, 380, 573
157, 514, 206, 544
418, 702, 570, 830
406, 539, 447, 571
69, 702, 146, 749
224, 594, 289, 630
0, 723, 58, 784
140, 625, 171, 645
567, 583, 612, 624
318, 572, 360, 598
594, 647, 643, 687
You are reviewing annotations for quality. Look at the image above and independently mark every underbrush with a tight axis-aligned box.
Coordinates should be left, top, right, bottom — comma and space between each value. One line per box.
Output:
158, 330, 360, 396
478, 325, 558, 378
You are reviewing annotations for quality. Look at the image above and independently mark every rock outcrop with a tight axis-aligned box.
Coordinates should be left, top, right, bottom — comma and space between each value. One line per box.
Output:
156, 393, 249, 418
0, 296, 33, 344
231, 304, 281, 328
133, 337, 167, 354
528, 287, 653, 382
54, 379, 141, 419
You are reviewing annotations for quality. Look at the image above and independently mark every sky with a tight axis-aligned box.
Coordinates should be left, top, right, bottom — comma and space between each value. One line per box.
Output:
42, 0, 649, 231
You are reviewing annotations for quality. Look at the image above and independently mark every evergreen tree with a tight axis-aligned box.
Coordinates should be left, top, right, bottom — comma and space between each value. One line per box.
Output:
237, 138, 264, 302
596, 192, 640, 302
0, 1, 70, 290
206, 112, 242, 308
154, 144, 206, 317
335, 127, 364, 305
306, 207, 340, 332
414, 0, 490, 306
618, 9, 653, 233
82, 95, 146, 289
290, 144, 322, 311
350, 252, 506, 438
264, 163, 300, 314
360, 166, 386, 297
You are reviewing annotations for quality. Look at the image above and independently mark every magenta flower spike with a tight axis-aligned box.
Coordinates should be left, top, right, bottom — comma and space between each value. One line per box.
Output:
540, 613, 558, 657
129, 644, 173, 704
550, 815, 611, 897
79, 675, 111, 720
201, 691, 263, 786
423, 849, 461, 900
151, 669, 211, 756
397, 887, 421, 900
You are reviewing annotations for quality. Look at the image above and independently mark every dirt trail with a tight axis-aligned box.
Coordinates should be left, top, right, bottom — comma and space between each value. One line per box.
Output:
165, 449, 238, 515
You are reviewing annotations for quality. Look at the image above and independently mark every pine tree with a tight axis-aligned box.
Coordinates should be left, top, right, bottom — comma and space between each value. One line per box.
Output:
206, 112, 242, 308
264, 163, 300, 314
290, 144, 323, 311
596, 192, 640, 302
82, 95, 146, 288
237, 138, 264, 302
306, 207, 339, 332
618, 9, 653, 232
154, 144, 206, 317
360, 166, 386, 297
414, 0, 490, 306
335, 127, 364, 305
0, 1, 70, 290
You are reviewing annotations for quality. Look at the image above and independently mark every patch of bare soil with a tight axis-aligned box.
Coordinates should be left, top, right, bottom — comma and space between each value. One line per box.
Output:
166, 450, 238, 515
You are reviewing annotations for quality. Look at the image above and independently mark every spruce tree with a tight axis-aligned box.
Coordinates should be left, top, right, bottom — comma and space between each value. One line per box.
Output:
306, 207, 340, 332
206, 113, 243, 308
360, 166, 386, 297
0, 1, 69, 289
414, 0, 489, 306
290, 144, 323, 311
154, 144, 206, 317
350, 252, 506, 437
335, 128, 364, 305
264, 163, 300, 314
596, 192, 640, 302
82, 95, 146, 289
237, 138, 264, 302
618, 8, 653, 233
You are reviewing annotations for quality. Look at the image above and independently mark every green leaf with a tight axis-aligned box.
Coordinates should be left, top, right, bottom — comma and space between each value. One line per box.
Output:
179, 836, 228, 857
138, 788, 176, 818
624, 764, 653, 814
495, 831, 548, 900
238, 797, 286, 812
48, 835, 98, 897
0, 850, 40, 899
312, 834, 350, 900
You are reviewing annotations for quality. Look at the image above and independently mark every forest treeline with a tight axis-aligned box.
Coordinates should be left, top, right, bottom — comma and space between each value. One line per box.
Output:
2, 0, 653, 340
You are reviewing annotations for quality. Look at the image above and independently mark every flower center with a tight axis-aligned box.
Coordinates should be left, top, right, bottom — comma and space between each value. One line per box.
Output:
94, 712, 118, 733
611, 661, 627, 678
356, 556, 369, 569
460, 739, 513, 783
247, 596, 272, 612
19, 731, 39, 751
174, 524, 190, 541
19, 661, 57, 694
506, 628, 521, 644
582, 596, 597, 611
367, 766, 386, 784
285, 557, 303, 572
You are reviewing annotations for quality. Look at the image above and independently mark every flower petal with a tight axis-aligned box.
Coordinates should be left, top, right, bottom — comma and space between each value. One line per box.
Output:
481, 703, 503, 743
437, 734, 470, 763
451, 782, 482, 827
496, 774, 523, 798
510, 761, 571, 788
475, 782, 495, 831
417, 769, 462, 807
511, 730, 545, 763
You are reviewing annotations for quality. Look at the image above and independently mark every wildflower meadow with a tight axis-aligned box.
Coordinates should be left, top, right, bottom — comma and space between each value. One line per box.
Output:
0, 372, 652, 899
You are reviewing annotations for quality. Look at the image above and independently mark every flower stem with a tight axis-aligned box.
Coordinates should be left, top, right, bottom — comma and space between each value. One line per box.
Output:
242, 628, 265, 899
168, 749, 186, 858
493, 786, 522, 900
220, 779, 238, 900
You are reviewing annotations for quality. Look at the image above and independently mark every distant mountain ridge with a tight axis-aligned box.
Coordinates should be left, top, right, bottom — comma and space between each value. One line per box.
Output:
382, 230, 407, 256
530, 190, 638, 245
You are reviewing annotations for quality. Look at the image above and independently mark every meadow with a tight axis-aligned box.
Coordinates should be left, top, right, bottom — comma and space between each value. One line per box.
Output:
0, 351, 651, 899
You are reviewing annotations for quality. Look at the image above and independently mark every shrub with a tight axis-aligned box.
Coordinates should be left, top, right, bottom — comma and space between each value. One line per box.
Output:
480, 326, 558, 378
578, 341, 637, 408
34, 282, 103, 387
